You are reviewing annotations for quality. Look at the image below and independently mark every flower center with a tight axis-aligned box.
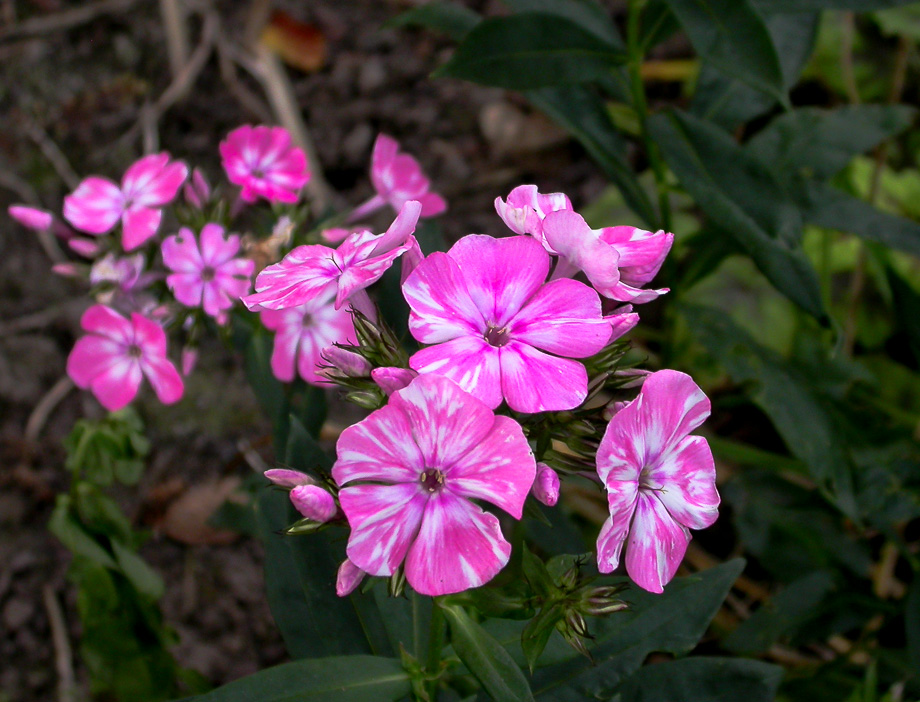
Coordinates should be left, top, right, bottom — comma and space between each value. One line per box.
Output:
419, 468, 445, 493
484, 324, 510, 347
127, 343, 143, 358
302, 313, 313, 327
201, 265, 216, 282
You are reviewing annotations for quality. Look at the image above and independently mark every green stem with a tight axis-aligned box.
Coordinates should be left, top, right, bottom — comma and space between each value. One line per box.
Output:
424, 599, 446, 701
627, 0, 672, 233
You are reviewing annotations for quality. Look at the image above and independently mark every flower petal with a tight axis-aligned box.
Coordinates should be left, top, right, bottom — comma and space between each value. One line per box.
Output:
122, 207, 162, 250
162, 228, 203, 272
63, 177, 123, 234
625, 492, 690, 594
340, 483, 426, 576
333, 402, 426, 485
90, 358, 143, 411
596, 480, 639, 574
140, 352, 184, 405
403, 251, 484, 344
409, 336, 502, 409
67, 335, 121, 389
80, 304, 133, 343
404, 491, 511, 596
499, 341, 588, 413
647, 435, 719, 530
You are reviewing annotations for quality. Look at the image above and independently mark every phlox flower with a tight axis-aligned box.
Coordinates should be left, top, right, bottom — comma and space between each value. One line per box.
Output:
260, 295, 357, 385
494, 184, 572, 237
67, 304, 184, 411
219, 125, 310, 204
596, 370, 719, 593
348, 134, 446, 222
244, 200, 421, 314
333, 374, 535, 596
63, 153, 188, 251
402, 234, 613, 413
541, 210, 673, 303
162, 223, 255, 320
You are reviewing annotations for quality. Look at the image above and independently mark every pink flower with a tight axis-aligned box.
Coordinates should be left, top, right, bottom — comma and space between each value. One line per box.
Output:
67, 304, 184, 411
260, 295, 357, 385
336, 559, 366, 597
333, 374, 535, 596
371, 367, 417, 396
348, 134, 446, 222
532, 463, 560, 507
63, 153, 188, 251
595, 370, 719, 593
162, 223, 255, 319
494, 184, 572, 237
9, 205, 53, 231
402, 234, 612, 413
219, 125, 310, 204
244, 200, 421, 314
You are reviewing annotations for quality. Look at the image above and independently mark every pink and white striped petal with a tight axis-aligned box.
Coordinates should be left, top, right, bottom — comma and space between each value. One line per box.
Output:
625, 492, 691, 594
647, 435, 719, 530
404, 491, 511, 596
122, 207, 162, 250
139, 353, 184, 405
510, 278, 610, 358
340, 483, 426, 576
63, 177, 123, 234
80, 304, 134, 343
90, 359, 143, 411
409, 336, 502, 409
446, 415, 535, 518
596, 483, 638, 574
389, 375, 495, 468
162, 228, 204, 272
333, 404, 426, 485
541, 210, 621, 297
372, 367, 418, 395
598, 226, 673, 286
403, 252, 485, 344
123, 153, 187, 207
67, 336, 122, 389
499, 342, 589, 413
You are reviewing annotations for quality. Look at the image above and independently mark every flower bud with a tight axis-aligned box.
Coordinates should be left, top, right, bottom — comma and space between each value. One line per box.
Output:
183, 168, 211, 209
320, 345, 372, 378
346, 389, 387, 410
181, 348, 198, 377
336, 558, 366, 597
264, 468, 316, 488
68, 237, 101, 258
371, 367, 417, 396
9, 205, 53, 231
564, 609, 589, 638
532, 463, 560, 507
290, 484, 337, 522
52, 263, 81, 278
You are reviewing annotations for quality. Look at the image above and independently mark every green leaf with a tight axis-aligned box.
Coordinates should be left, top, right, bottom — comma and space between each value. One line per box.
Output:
521, 604, 565, 672
753, 0, 916, 11
747, 105, 917, 181
388, 1, 481, 40
73, 482, 132, 543
181, 656, 412, 702
662, 0, 786, 102
648, 109, 826, 320
873, 5, 920, 40
435, 13, 627, 90
284, 415, 333, 473
527, 85, 659, 227
49, 495, 118, 569
503, 0, 624, 48
242, 323, 290, 455
887, 264, 920, 365
799, 181, 920, 259
522, 545, 556, 599
615, 657, 784, 702
681, 305, 857, 517
723, 570, 837, 654
112, 539, 165, 601
907, 576, 920, 676
530, 560, 745, 699
441, 603, 536, 702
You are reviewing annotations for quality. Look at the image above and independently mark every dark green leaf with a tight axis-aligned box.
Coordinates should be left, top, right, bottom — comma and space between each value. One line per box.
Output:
527, 85, 658, 227
747, 105, 917, 181
887, 264, 920, 365
441, 603, 536, 702
522, 604, 565, 672
799, 181, 920, 258
388, 1, 481, 40
522, 545, 556, 599
531, 560, 745, 699
435, 13, 627, 90
615, 657, 784, 702
503, 0, 623, 48
907, 576, 920, 675
662, 0, 785, 101
49, 495, 117, 569
649, 110, 825, 320
640, 0, 682, 51
691, 11, 818, 130
181, 656, 411, 702
753, 0, 916, 11
681, 305, 857, 517
723, 571, 837, 654
284, 415, 333, 473
112, 540, 165, 601
73, 483, 132, 542
242, 323, 290, 455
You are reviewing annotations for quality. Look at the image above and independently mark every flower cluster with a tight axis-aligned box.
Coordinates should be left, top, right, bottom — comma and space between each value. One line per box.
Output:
13, 125, 718, 602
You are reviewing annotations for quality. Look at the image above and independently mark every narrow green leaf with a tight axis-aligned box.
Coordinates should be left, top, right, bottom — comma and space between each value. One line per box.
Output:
615, 657, 784, 702
388, 1, 481, 40
442, 603, 536, 702
648, 109, 826, 320
662, 0, 785, 101
724, 570, 837, 654
527, 85, 659, 227
284, 415, 333, 472
49, 495, 117, 569
111, 539, 165, 601
747, 105, 918, 181
522, 604, 565, 672
753, 0, 916, 11
681, 305, 857, 517
435, 13, 627, 90
503, 0, 623, 48
181, 656, 411, 702
887, 265, 920, 365
691, 11, 819, 130
531, 560, 745, 699
799, 181, 920, 258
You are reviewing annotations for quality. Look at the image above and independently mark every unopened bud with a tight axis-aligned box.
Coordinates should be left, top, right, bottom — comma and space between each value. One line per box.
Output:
371, 367, 417, 395
52, 263, 81, 278
564, 609, 589, 638
183, 168, 211, 209
8, 205, 53, 231
532, 463, 560, 507
264, 468, 316, 488
389, 567, 406, 598
346, 389, 386, 410
320, 345, 372, 378
181, 348, 198, 377
68, 237, 101, 258
582, 599, 629, 617
290, 484, 337, 522
336, 558, 366, 597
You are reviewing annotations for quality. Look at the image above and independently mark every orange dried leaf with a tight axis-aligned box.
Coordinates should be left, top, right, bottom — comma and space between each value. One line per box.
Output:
261, 11, 326, 73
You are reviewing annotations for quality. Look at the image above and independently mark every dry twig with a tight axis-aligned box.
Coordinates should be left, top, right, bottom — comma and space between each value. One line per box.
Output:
43, 585, 76, 702
159, 0, 191, 81
24, 376, 75, 446
0, 0, 140, 43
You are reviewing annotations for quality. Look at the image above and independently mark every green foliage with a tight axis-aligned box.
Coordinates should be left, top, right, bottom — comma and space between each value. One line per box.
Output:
615, 657, 783, 701
64, 407, 149, 486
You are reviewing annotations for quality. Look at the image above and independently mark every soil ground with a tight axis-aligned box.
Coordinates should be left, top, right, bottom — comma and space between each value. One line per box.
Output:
0, 1, 616, 699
